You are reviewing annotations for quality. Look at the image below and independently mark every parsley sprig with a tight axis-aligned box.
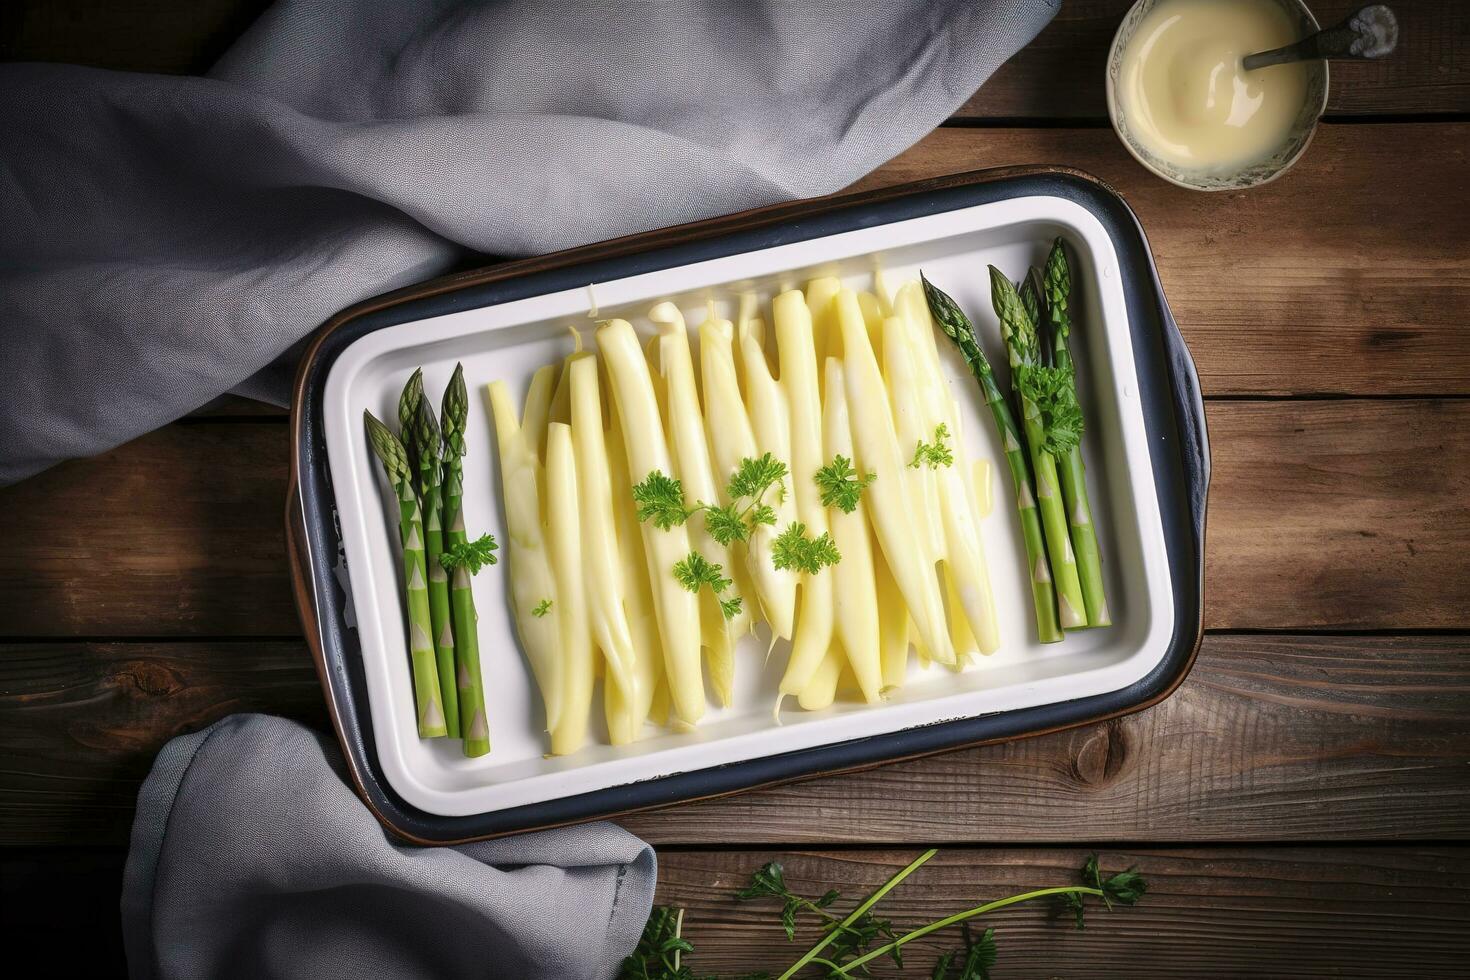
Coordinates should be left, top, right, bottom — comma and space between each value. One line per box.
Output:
530, 598, 552, 618
673, 552, 743, 621
929, 924, 996, 980
632, 471, 693, 530
620, 852, 1147, 980
771, 522, 841, 575
438, 533, 498, 572
908, 423, 954, 470
630, 454, 787, 545
814, 455, 875, 513
1015, 364, 1084, 457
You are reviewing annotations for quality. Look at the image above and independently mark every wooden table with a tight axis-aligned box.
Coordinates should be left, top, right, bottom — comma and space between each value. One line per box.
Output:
3, 2, 1467, 975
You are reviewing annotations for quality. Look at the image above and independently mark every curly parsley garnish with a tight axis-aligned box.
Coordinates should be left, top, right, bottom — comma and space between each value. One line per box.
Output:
908, 423, 954, 470
771, 522, 841, 575
814, 454, 875, 513
672, 551, 742, 620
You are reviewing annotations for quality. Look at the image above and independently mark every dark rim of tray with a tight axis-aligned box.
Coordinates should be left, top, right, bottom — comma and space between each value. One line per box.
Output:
287, 165, 1210, 845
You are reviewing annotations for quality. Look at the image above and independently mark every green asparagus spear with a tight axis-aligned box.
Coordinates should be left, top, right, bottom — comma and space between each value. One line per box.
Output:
1042, 240, 1110, 627
441, 363, 490, 757
413, 393, 460, 737
922, 274, 1062, 644
990, 266, 1088, 630
398, 368, 424, 479
364, 410, 448, 738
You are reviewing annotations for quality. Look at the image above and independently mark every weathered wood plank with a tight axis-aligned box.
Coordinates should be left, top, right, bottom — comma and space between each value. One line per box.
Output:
656, 847, 1470, 978
957, 0, 1470, 121
5, 1, 1463, 118
1204, 400, 1470, 630
857, 124, 1470, 398
3, 635, 1464, 846
0, 641, 323, 845
0, 422, 298, 637
3, 399, 1465, 637
622, 634, 1470, 846
7, 845, 1465, 978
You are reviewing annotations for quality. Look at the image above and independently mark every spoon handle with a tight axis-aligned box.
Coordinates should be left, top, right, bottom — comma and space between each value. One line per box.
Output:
1243, 4, 1398, 70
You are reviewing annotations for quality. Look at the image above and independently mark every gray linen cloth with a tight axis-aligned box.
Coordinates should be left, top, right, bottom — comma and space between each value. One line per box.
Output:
0, 0, 1058, 483
122, 714, 657, 980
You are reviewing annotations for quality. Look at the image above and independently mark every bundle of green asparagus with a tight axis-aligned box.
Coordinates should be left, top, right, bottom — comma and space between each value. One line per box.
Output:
365, 363, 497, 757
923, 238, 1110, 642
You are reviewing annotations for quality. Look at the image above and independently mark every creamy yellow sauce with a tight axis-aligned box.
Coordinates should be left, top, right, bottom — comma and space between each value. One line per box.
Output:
1119, 0, 1309, 172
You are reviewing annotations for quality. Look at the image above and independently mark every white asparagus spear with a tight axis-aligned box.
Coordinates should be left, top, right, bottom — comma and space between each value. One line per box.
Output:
597, 318, 706, 725
835, 289, 956, 665
736, 301, 799, 641
697, 310, 777, 627
651, 301, 747, 706
821, 357, 883, 703
883, 312, 947, 564
546, 422, 594, 755
894, 282, 1000, 654
603, 375, 664, 744
485, 379, 562, 734
772, 289, 838, 701
569, 354, 638, 701
797, 644, 843, 711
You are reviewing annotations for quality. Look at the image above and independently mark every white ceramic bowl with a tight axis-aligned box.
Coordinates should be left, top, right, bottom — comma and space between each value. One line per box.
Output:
1106, 0, 1330, 191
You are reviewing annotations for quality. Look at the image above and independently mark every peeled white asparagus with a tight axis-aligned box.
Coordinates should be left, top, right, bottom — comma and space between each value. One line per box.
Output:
857, 291, 887, 351
485, 379, 563, 734
772, 289, 838, 700
821, 357, 882, 703
797, 644, 843, 711
546, 422, 594, 755
737, 305, 800, 642
694, 311, 765, 621
569, 354, 638, 701
596, 318, 706, 725
603, 381, 664, 745
894, 283, 1000, 654
873, 541, 911, 690
882, 313, 947, 563
651, 302, 747, 705
804, 276, 841, 368
521, 364, 555, 462
835, 289, 956, 665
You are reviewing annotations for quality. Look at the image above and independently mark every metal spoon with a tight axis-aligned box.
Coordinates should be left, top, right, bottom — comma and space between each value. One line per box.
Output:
1243, 4, 1398, 71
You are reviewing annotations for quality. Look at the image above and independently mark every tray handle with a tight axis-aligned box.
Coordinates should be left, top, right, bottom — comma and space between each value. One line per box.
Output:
1155, 285, 1210, 557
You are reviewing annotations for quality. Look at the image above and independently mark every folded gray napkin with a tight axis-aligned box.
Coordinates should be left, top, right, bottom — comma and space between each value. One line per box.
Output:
0, 0, 1058, 483
122, 714, 657, 980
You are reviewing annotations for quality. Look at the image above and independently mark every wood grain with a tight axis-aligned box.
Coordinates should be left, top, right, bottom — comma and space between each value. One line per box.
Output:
621, 634, 1470, 846
1204, 400, 1470, 630
957, 0, 1470, 121
656, 847, 1470, 978
0, 641, 323, 845
858, 124, 1470, 398
4, 634, 1464, 847
3, 399, 1465, 637
0, 421, 298, 637
5, 1, 1464, 119
7, 845, 1464, 977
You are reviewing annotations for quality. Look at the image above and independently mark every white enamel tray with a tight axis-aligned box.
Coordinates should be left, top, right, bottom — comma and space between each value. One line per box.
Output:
289, 169, 1208, 841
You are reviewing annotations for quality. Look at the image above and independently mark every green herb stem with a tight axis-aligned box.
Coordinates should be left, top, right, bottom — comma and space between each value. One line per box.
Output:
830, 885, 1106, 977
776, 848, 937, 980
